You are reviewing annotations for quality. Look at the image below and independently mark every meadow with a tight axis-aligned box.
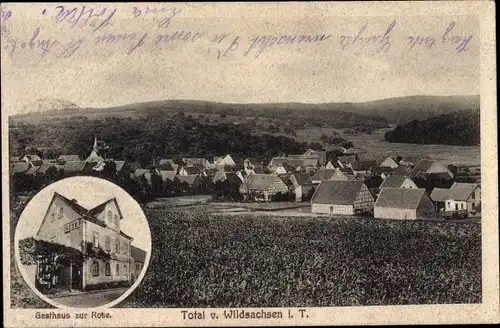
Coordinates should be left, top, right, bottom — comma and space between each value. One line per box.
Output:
120, 208, 481, 308
295, 127, 481, 166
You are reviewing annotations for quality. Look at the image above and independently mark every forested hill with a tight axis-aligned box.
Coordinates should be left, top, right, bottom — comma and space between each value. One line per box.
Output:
384, 109, 480, 146
347, 95, 479, 124
13, 99, 390, 130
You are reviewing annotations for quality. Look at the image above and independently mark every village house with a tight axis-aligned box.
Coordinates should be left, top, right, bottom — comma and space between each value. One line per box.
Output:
349, 160, 377, 175
239, 174, 289, 202
213, 154, 237, 169
379, 172, 418, 189
175, 174, 205, 193
375, 155, 399, 169
374, 188, 436, 220
289, 173, 315, 202
177, 165, 206, 177
130, 245, 146, 283
33, 192, 138, 292
337, 155, 357, 168
310, 180, 374, 215
307, 169, 348, 184
410, 159, 454, 178
158, 170, 176, 183
158, 159, 179, 172
267, 157, 303, 173
431, 182, 481, 216
302, 149, 327, 166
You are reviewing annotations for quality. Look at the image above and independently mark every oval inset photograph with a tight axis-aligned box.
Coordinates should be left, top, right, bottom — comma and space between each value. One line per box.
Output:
14, 176, 152, 308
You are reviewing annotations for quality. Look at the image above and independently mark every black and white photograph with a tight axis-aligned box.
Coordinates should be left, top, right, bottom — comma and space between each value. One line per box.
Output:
2, 2, 497, 326
14, 176, 151, 308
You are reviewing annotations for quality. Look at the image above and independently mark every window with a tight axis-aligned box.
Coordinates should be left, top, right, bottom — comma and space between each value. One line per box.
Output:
455, 204, 459, 211
124, 264, 128, 276
461, 203, 464, 210
330, 206, 334, 212
136, 263, 140, 271
105, 262, 111, 276
93, 232, 99, 247
122, 242, 128, 254
471, 191, 475, 199
58, 207, 63, 219
107, 210, 112, 223
92, 261, 99, 276
50, 212, 55, 222
114, 214, 118, 225
116, 264, 120, 275
447, 201, 451, 207
115, 240, 120, 253
105, 237, 111, 252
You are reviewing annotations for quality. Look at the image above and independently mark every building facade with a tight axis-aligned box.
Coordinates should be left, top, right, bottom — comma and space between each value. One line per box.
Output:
34, 192, 134, 292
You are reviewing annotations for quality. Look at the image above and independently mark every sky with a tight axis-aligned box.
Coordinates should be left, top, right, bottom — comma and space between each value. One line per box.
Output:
1, 3, 479, 114
15, 176, 151, 251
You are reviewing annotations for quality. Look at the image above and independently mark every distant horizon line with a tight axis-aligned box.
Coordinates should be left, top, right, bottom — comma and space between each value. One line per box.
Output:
21, 93, 480, 111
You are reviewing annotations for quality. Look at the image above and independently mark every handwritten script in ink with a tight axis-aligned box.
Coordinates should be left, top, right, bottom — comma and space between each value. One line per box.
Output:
0, 5, 475, 61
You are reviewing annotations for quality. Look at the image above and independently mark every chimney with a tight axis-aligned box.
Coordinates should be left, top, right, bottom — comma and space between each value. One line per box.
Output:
71, 199, 78, 203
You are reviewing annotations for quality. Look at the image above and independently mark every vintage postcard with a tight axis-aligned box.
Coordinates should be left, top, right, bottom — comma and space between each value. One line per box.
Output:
2, 1, 498, 327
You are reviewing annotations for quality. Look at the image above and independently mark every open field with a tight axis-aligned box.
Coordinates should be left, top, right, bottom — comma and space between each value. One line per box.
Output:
119, 208, 481, 307
295, 127, 481, 166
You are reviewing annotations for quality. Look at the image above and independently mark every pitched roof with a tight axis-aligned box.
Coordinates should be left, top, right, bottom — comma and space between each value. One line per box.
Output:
61, 161, 88, 172
430, 188, 450, 202
131, 245, 146, 263
244, 174, 282, 191
292, 173, 312, 187
375, 155, 396, 166
380, 172, 412, 188
114, 160, 126, 172
375, 188, 427, 209
269, 157, 304, 168
88, 198, 124, 220
311, 180, 366, 205
159, 170, 176, 181
175, 175, 199, 185
308, 169, 338, 182
301, 158, 319, 167
410, 159, 436, 175
225, 172, 243, 186
447, 182, 479, 201
37, 163, 58, 174
11, 162, 30, 173
58, 155, 81, 161
26, 165, 40, 175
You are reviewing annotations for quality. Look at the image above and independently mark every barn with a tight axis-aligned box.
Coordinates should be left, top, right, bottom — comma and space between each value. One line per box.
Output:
374, 188, 436, 220
310, 180, 374, 215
